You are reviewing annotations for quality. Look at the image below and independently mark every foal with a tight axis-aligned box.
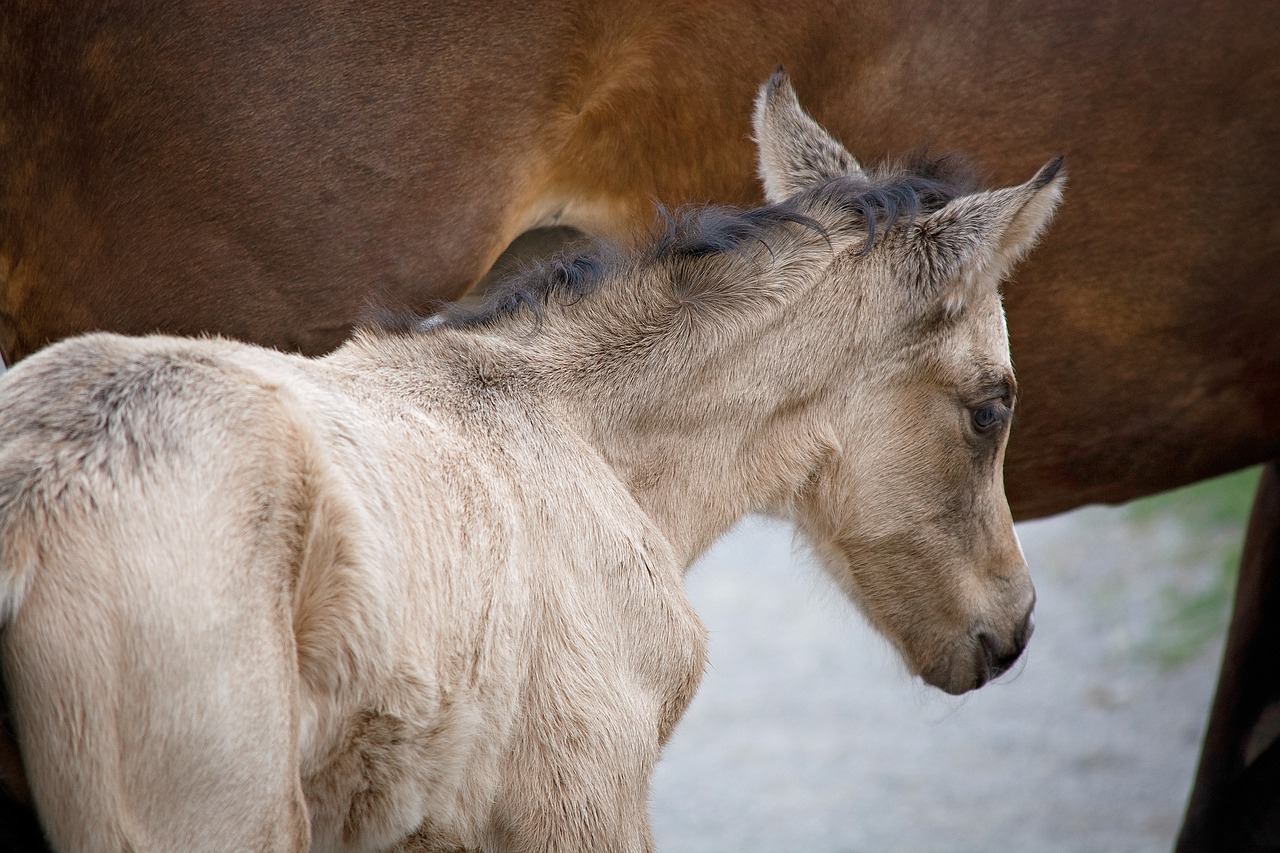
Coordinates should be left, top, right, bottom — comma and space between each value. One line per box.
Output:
0, 73, 1062, 852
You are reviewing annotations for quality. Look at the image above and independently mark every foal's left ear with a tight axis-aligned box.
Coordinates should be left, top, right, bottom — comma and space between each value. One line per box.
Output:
753, 68, 867, 202
920, 158, 1066, 316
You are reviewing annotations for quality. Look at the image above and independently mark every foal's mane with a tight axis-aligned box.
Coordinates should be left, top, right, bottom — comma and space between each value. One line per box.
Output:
434, 156, 974, 331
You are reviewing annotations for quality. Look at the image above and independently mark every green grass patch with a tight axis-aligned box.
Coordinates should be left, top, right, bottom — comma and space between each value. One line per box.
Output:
1127, 466, 1262, 532
1126, 466, 1261, 668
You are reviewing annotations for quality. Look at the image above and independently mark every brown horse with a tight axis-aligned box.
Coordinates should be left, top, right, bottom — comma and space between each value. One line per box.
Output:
2, 1, 1278, 849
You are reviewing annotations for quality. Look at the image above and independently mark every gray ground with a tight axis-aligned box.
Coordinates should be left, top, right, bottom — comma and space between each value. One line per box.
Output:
649, 510, 1225, 853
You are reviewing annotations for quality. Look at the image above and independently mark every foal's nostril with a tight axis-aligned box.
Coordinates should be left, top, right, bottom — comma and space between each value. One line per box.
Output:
990, 644, 1023, 675
974, 604, 1036, 687
976, 627, 1027, 682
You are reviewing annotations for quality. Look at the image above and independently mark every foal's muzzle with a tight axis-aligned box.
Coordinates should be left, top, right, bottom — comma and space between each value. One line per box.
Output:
975, 604, 1036, 688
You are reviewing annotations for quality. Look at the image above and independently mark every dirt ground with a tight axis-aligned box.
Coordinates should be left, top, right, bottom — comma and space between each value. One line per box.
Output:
649, 506, 1233, 853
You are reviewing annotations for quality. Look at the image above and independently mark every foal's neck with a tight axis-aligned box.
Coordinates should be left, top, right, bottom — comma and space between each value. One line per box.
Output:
412, 208, 861, 566
530, 274, 841, 566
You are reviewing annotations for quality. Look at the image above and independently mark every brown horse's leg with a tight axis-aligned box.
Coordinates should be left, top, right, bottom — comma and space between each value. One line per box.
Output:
1178, 461, 1280, 852
0, 797, 47, 853
0, 687, 48, 853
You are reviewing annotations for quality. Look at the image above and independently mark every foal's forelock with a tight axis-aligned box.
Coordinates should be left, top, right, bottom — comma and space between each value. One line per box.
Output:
793, 161, 975, 252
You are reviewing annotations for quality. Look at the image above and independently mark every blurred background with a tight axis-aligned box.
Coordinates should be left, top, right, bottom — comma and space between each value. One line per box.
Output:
650, 468, 1260, 853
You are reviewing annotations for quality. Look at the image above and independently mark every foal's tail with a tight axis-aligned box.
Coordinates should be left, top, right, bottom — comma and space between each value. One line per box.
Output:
0, 527, 32, 630
0, 436, 43, 828
0, 442, 44, 630
0, 341, 88, 631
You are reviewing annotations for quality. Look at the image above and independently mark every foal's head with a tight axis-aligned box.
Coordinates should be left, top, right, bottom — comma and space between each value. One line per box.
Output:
755, 72, 1063, 694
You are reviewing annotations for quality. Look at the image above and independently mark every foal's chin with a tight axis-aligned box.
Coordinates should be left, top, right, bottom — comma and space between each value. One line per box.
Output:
915, 626, 1031, 696
918, 649, 995, 696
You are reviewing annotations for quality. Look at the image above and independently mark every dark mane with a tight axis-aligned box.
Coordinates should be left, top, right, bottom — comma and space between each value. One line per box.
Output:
435, 155, 975, 331
437, 248, 617, 330
801, 154, 976, 252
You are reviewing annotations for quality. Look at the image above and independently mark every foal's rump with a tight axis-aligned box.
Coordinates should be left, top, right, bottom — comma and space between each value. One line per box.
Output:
0, 333, 313, 850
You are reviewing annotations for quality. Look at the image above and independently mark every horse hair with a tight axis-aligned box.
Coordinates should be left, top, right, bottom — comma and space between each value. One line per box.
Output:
434, 155, 974, 331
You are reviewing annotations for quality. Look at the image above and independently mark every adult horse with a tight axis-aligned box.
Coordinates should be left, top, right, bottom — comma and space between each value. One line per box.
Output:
1, 1, 1278, 850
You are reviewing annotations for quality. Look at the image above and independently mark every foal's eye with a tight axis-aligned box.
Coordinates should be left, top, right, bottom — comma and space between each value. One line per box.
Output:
971, 401, 1006, 433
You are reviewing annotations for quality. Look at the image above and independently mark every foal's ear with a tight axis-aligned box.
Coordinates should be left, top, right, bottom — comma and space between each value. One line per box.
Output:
919, 158, 1066, 315
753, 69, 867, 202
